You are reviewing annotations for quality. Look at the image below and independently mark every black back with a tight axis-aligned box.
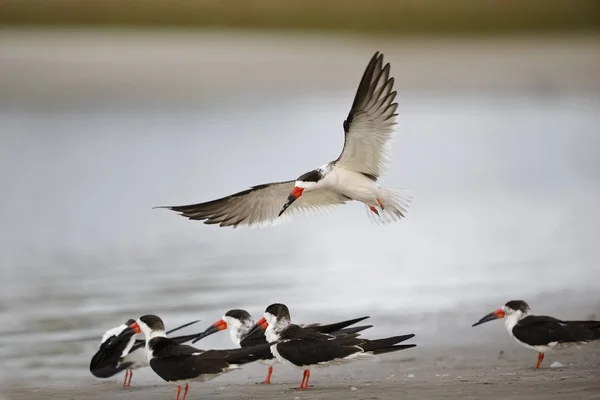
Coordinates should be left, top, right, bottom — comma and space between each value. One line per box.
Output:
148, 337, 270, 382
513, 315, 600, 346
239, 332, 269, 349
274, 325, 360, 367
274, 324, 415, 367
239, 315, 371, 349
89, 329, 135, 378
130, 332, 205, 353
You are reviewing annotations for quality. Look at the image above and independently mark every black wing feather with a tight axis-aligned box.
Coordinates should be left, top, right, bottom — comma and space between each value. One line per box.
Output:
275, 339, 360, 367
305, 316, 370, 334
155, 180, 294, 227
513, 316, 599, 345
89, 331, 135, 378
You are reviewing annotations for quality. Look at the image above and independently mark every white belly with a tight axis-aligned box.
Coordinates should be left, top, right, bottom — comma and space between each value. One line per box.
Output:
323, 167, 379, 203
121, 348, 149, 369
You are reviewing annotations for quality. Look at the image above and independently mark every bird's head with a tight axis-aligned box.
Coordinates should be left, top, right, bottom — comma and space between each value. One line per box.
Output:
472, 300, 531, 327
193, 309, 253, 344
245, 303, 291, 342
278, 169, 324, 217
124, 314, 166, 341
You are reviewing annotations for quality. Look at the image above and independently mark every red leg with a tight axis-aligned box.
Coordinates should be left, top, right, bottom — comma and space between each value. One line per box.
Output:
300, 370, 310, 390
377, 198, 384, 210
299, 371, 306, 389
122, 370, 130, 388
264, 366, 273, 384
181, 383, 190, 400
536, 352, 544, 369
175, 385, 181, 400
127, 369, 133, 387
369, 206, 380, 216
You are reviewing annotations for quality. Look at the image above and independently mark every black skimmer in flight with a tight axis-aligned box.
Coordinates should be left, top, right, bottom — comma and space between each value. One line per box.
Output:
472, 300, 600, 368
156, 51, 411, 228
89, 318, 200, 387
124, 314, 271, 400
191, 309, 372, 384
246, 303, 416, 390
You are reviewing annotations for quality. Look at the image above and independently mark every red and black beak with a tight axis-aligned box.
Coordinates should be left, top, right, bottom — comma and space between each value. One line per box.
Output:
122, 321, 141, 336
245, 317, 269, 339
192, 319, 227, 344
279, 187, 304, 217
472, 309, 505, 327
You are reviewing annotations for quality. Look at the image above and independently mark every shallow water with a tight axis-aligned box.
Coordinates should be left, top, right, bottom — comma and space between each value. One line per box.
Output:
0, 31, 599, 386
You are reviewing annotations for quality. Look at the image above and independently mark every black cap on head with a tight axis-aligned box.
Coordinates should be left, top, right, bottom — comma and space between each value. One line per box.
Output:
225, 309, 253, 321
505, 300, 530, 313
265, 303, 291, 320
139, 314, 165, 331
297, 169, 323, 183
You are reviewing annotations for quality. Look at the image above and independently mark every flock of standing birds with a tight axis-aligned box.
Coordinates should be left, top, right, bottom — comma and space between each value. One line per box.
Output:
89, 52, 600, 399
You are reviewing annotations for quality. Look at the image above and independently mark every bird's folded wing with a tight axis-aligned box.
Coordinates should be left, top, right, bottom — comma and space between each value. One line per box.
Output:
512, 316, 577, 345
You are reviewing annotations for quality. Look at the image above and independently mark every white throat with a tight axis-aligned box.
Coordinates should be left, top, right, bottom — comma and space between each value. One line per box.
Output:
225, 317, 253, 347
504, 309, 528, 333
264, 313, 290, 343
143, 329, 167, 361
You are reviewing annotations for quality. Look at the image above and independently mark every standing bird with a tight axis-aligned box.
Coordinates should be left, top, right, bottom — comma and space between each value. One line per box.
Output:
246, 303, 416, 390
191, 309, 372, 384
156, 51, 411, 228
472, 300, 600, 368
124, 315, 271, 400
89, 318, 200, 387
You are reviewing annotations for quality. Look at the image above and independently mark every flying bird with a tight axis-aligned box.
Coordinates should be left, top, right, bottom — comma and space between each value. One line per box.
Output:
472, 300, 600, 368
156, 51, 411, 228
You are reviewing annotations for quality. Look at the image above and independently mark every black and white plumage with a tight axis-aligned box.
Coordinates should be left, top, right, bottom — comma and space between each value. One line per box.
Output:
248, 303, 416, 389
191, 308, 372, 384
127, 315, 271, 400
156, 52, 411, 228
89, 318, 200, 387
472, 300, 600, 368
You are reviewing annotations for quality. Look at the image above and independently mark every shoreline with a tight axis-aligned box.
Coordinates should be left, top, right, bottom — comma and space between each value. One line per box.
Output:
4, 343, 599, 399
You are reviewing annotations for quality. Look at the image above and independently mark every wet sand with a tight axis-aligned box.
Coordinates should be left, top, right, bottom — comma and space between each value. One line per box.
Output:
4, 343, 599, 400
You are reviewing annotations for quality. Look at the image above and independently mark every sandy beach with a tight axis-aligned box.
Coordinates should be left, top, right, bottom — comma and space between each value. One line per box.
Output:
4, 342, 599, 400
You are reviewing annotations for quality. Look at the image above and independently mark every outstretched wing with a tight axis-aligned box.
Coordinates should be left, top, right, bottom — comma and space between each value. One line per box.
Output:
157, 181, 349, 228
335, 52, 398, 179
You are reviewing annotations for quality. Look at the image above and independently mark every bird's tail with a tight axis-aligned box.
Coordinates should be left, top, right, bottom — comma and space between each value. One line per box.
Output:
367, 188, 412, 225
569, 320, 600, 341
304, 316, 370, 334
358, 333, 416, 355
337, 325, 374, 336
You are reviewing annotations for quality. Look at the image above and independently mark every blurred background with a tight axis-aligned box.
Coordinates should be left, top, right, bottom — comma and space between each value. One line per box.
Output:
0, 0, 599, 387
